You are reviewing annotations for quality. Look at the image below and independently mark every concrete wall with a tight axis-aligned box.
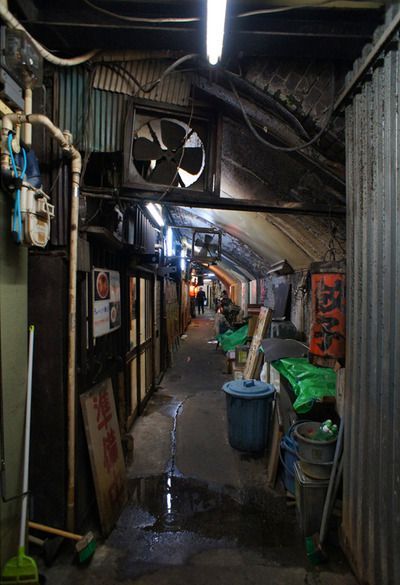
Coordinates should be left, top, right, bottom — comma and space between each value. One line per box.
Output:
0, 192, 28, 566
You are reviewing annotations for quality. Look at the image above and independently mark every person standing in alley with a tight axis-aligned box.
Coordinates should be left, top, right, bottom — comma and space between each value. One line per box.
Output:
196, 287, 206, 315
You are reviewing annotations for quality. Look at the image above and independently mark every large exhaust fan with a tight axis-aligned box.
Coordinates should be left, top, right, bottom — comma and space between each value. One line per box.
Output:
133, 118, 205, 187
123, 106, 222, 196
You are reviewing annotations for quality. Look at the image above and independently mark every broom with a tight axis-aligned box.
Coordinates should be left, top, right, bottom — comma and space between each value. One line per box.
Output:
1, 326, 39, 584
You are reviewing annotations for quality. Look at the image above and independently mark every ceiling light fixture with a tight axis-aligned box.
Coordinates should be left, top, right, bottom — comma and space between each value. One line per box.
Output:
146, 202, 164, 227
207, 0, 227, 66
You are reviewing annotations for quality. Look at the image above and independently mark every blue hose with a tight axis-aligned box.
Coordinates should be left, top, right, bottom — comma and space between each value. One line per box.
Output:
7, 133, 27, 244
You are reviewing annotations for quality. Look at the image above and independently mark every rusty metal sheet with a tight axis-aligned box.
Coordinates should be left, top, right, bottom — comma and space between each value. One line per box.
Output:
93, 60, 191, 106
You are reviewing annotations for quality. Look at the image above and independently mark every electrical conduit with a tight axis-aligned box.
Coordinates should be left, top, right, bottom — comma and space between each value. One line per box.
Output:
0, 4, 97, 66
7, 132, 27, 242
2, 112, 81, 531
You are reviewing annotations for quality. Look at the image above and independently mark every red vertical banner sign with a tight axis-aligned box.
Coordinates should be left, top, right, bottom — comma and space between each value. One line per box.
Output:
309, 266, 346, 367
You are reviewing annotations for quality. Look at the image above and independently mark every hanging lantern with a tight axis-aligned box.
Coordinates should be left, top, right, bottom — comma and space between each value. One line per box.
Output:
309, 261, 346, 368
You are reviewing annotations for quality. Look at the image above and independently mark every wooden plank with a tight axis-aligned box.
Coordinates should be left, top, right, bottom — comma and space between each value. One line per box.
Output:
80, 379, 128, 535
266, 398, 284, 489
243, 307, 273, 379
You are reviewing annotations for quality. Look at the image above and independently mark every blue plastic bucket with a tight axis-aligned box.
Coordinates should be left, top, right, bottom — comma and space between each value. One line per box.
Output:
279, 421, 307, 494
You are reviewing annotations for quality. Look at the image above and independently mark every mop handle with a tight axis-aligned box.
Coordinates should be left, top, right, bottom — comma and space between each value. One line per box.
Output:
19, 325, 35, 550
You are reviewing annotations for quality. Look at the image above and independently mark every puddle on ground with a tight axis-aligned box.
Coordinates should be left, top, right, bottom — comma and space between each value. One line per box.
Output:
107, 475, 305, 580
141, 393, 182, 418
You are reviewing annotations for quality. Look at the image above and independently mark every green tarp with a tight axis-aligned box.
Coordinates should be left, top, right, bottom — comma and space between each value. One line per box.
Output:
272, 357, 336, 413
216, 324, 249, 352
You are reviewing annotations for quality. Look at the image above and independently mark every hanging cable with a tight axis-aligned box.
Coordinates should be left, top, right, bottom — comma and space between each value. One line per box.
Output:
82, 0, 199, 22
228, 71, 335, 153
99, 54, 199, 96
157, 97, 196, 203
83, 0, 351, 24
8, 133, 27, 244
237, 0, 339, 18
0, 4, 97, 66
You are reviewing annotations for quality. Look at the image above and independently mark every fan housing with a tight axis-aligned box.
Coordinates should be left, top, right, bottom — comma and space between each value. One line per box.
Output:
191, 229, 222, 261
123, 105, 221, 196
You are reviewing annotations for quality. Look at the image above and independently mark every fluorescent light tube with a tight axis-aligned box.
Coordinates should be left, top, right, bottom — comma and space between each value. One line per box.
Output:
207, 0, 227, 66
166, 226, 174, 256
146, 202, 164, 226
180, 248, 186, 271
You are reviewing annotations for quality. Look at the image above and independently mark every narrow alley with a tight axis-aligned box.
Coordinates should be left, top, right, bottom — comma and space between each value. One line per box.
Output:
1, 2, 399, 585
40, 314, 354, 585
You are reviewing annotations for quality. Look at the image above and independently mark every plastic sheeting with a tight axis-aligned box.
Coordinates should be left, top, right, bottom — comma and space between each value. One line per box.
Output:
217, 324, 248, 352
272, 358, 336, 413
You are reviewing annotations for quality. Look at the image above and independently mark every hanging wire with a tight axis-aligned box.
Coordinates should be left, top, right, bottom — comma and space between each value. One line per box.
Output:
228, 67, 336, 153
237, 0, 340, 17
8, 133, 27, 244
157, 96, 196, 202
98, 54, 199, 96
323, 220, 346, 261
82, 0, 200, 23
83, 0, 349, 24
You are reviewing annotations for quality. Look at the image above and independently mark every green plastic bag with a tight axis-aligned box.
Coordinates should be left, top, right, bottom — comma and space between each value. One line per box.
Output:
216, 324, 249, 352
272, 357, 336, 413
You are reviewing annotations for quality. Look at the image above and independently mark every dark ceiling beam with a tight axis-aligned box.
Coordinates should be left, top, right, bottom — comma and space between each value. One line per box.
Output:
121, 187, 346, 217
12, 0, 38, 21
192, 76, 346, 197
20, 6, 378, 59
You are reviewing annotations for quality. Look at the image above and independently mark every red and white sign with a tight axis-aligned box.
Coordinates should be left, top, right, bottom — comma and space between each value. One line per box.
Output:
80, 379, 127, 534
93, 268, 121, 338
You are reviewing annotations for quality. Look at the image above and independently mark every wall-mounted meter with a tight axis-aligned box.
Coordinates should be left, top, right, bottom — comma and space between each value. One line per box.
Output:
18, 184, 55, 247
0, 27, 43, 109
1, 28, 43, 88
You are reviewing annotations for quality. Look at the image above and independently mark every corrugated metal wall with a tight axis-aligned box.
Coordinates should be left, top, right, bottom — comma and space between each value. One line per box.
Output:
93, 60, 191, 106
53, 60, 192, 152
54, 68, 126, 152
344, 19, 400, 585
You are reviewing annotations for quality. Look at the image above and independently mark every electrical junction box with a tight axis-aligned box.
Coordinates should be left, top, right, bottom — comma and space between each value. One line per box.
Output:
18, 184, 55, 247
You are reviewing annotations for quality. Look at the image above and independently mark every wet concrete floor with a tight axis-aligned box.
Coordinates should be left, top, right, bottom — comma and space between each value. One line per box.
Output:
39, 313, 357, 584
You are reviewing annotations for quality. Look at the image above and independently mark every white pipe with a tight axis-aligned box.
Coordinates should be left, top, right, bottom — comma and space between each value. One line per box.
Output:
19, 325, 34, 550
2, 111, 81, 531
24, 89, 32, 148
0, 4, 97, 66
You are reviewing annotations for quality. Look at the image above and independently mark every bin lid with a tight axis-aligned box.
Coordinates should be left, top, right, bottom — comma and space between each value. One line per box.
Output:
223, 379, 275, 399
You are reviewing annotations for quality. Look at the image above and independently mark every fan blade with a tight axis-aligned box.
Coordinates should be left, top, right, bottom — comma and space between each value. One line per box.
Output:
199, 246, 217, 257
161, 120, 186, 151
133, 137, 163, 161
149, 160, 178, 185
179, 147, 204, 175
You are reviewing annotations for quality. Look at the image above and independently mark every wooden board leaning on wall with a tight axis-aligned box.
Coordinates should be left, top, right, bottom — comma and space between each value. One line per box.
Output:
243, 307, 273, 380
80, 379, 127, 535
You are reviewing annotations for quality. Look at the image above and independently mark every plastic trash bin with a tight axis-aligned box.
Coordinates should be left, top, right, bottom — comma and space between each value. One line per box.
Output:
222, 379, 275, 452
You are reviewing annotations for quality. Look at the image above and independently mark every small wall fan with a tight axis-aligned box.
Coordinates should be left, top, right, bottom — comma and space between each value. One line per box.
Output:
191, 230, 222, 261
132, 118, 205, 187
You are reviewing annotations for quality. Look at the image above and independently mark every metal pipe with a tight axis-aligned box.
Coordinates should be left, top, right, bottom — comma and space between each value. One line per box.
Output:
1, 111, 81, 531
23, 89, 32, 148
0, 4, 97, 66
66, 179, 79, 531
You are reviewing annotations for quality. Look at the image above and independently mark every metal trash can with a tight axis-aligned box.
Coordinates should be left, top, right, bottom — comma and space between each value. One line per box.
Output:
294, 461, 329, 535
222, 379, 275, 452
